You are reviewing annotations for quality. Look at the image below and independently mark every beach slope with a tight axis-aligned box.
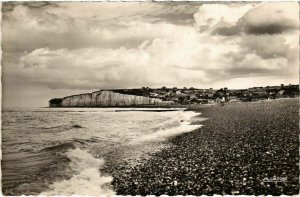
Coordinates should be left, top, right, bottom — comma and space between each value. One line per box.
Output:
113, 98, 299, 195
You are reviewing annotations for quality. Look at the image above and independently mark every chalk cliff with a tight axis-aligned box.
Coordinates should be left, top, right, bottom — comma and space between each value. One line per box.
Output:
49, 90, 172, 107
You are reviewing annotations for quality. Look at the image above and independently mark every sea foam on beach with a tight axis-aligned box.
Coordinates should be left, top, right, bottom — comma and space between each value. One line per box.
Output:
130, 111, 202, 144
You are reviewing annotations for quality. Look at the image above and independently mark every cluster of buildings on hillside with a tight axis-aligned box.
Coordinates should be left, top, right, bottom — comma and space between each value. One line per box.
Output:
113, 84, 299, 105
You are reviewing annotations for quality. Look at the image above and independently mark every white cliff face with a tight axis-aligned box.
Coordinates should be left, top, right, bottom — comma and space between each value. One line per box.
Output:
60, 91, 170, 107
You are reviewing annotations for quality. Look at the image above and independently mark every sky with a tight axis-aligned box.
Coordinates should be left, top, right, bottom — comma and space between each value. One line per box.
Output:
2, 2, 299, 107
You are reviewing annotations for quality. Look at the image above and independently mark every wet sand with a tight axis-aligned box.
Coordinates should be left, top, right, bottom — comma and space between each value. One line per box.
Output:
112, 98, 299, 195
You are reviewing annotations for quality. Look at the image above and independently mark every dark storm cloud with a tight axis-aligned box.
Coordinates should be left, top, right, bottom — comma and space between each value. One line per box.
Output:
2, 29, 147, 53
2, 2, 18, 12
2, 1, 57, 12
211, 19, 297, 36
238, 3, 298, 35
240, 20, 297, 35
141, 2, 202, 25
147, 12, 195, 25
209, 3, 298, 37
227, 67, 285, 77
211, 25, 239, 36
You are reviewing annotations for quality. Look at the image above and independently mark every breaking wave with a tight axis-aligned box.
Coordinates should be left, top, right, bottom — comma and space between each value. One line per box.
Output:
41, 142, 76, 152
41, 148, 115, 196
130, 111, 202, 144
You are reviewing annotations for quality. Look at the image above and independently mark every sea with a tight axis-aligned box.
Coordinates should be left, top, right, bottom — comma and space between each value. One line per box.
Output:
1, 107, 203, 195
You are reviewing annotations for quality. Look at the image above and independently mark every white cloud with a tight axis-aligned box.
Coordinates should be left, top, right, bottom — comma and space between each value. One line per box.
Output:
194, 3, 254, 32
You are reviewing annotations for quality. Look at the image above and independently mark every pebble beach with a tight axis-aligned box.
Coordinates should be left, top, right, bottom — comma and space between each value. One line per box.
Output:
112, 98, 299, 195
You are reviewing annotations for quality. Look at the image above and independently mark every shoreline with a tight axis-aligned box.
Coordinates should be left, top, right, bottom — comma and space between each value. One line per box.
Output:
112, 98, 299, 195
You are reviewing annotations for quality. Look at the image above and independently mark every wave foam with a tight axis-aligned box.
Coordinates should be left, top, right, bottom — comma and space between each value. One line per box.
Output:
41, 148, 115, 196
130, 111, 202, 144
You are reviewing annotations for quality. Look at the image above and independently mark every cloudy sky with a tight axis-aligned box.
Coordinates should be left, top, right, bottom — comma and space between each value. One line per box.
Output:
2, 2, 299, 107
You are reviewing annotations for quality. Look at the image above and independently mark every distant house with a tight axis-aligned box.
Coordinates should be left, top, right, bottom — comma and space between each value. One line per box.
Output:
215, 88, 230, 101
175, 93, 189, 98
197, 90, 207, 98
150, 92, 160, 98
182, 89, 193, 94
206, 88, 215, 98
175, 90, 182, 94
276, 90, 285, 98
240, 90, 252, 101
158, 87, 167, 94
216, 89, 224, 97
241, 90, 251, 97
188, 94, 199, 103
196, 99, 208, 104
283, 85, 299, 97
250, 90, 267, 98
265, 89, 277, 99
229, 94, 238, 101
190, 94, 198, 100
165, 88, 175, 93
239, 88, 268, 101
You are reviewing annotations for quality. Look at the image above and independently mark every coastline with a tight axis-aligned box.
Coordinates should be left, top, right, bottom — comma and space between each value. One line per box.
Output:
112, 98, 299, 195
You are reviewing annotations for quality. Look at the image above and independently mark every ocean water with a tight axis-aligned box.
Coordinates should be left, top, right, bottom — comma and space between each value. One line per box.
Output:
1, 107, 202, 195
